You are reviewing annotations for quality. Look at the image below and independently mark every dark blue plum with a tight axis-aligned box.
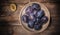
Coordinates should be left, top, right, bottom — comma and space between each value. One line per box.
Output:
33, 10, 37, 15
28, 20, 35, 28
22, 15, 29, 23
34, 18, 40, 24
32, 3, 41, 11
34, 24, 42, 30
29, 13, 35, 20
36, 10, 45, 19
34, 18, 43, 26
40, 16, 48, 24
25, 6, 33, 13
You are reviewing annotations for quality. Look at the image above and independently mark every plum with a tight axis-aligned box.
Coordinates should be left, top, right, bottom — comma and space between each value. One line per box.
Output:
28, 20, 35, 28
40, 16, 48, 24
36, 10, 45, 19
32, 10, 37, 15
32, 3, 41, 11
34, 24, 42, 30
25, 6, 33, 13
29, 13, 35, 20
22, 15, 29, 23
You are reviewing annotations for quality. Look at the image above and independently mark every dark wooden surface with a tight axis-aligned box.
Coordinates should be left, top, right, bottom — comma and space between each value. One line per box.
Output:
0, 0, 60, 35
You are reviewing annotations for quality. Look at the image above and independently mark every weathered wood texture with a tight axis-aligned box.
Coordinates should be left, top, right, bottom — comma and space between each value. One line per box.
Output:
0, 0, 60, 35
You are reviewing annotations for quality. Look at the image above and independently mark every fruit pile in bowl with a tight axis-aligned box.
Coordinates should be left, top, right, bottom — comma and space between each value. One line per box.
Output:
20, 2, 50, 33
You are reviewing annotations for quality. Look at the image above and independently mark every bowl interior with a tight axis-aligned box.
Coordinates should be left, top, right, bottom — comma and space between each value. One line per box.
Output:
20, 2, 50, 33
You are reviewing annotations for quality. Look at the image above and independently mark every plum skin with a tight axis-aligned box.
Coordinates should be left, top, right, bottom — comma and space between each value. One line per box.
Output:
32, 3, 41, 11
34, 24, 42, 30
28, 20, 35, 28
21, 15, 29, 23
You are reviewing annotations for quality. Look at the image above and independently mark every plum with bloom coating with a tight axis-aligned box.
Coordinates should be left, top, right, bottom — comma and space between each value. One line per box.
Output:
22, 15, 29, 23
32, 3, 41, 11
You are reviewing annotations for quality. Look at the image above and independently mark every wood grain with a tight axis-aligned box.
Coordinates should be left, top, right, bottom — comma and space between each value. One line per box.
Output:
0, 0, 60, 35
